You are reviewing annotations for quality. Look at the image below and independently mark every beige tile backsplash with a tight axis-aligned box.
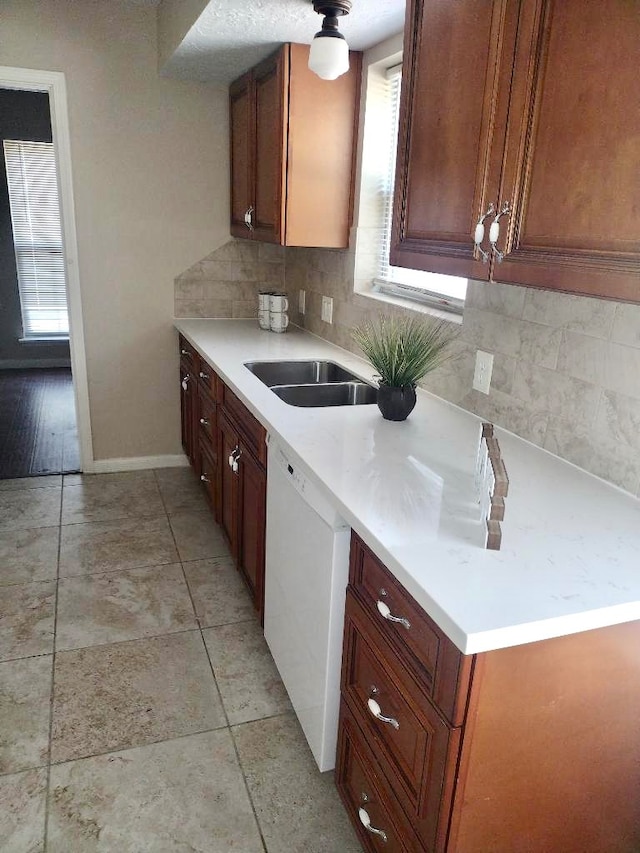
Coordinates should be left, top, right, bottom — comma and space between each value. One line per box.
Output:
175, 239, 640, 498
174, 240, 285, 319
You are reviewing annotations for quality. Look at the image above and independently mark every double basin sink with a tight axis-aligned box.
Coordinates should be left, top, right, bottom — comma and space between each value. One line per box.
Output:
245, 360, 377, 407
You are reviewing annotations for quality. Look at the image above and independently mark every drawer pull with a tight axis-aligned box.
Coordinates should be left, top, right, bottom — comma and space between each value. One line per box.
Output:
376, 600, 411, 630
199, 418, 210, 427
358, 806, 388, 843
199, 371, 210, 381
367, 697, 399, 730
180, 348, 190, 356
200, 473, 211, 484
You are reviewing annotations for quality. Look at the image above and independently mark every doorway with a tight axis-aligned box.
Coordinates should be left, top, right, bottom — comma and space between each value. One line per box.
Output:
0, 67, 92, 478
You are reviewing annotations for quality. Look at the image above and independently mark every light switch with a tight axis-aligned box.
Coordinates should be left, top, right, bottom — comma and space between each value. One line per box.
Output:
473, 350, 494, 394
321, 296, 333, 324
299, 289, 306, 315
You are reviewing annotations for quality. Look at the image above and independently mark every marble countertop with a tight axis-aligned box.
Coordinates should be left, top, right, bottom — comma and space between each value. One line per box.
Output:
175, 319, 640, 655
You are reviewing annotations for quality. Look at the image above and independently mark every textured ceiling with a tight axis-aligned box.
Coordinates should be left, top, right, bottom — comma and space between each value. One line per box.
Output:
161, 0, 406, 84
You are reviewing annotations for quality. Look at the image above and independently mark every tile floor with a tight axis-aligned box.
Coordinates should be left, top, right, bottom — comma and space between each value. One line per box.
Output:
0, 468, 361, 852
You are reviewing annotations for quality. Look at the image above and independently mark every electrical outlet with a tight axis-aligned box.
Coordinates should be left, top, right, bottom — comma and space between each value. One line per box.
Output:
473, 350, 494, 394
321, 295, 333, 324
299, 289, 306, 315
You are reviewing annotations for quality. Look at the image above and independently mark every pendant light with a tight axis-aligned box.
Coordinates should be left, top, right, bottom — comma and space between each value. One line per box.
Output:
308, 1, 352, 81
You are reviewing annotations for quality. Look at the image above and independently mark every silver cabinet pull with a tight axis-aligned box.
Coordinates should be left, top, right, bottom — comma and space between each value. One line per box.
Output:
376, 599, 410, 630
489, 201, 511, 262
200, 473, 211, 484
180, 348, 190, 356
228, 446, 242, 473
199, 371, 210, 380
367, 696, 399, 730
244, 206, 254, 231
358, 805, 388, 843
181, 373, 190, 391
473, 202, 495, 263
199, 418, 210, 427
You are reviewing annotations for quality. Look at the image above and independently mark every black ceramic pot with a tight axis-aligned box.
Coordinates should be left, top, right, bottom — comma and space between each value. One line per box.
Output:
377, 383, 417, 421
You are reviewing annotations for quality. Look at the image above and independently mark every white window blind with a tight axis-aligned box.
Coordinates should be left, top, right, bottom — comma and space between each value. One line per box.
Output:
3, 140, 69, 339
375, 65, 467, 312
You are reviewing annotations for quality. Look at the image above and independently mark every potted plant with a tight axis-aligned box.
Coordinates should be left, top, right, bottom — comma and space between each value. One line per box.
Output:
352, 314, 458, 421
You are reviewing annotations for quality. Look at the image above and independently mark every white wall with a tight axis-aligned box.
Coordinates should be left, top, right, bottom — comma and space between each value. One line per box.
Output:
1, 0, 230, 461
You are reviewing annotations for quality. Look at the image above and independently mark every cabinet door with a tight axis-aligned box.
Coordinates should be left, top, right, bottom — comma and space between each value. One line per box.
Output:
252, 48, 288, 244
218, 411, 240, 560
390, 0, 520, 278
230, 71, 254, 239
180, 359, 197, 468
493, 0, 640, 301
237, 443, 266, 622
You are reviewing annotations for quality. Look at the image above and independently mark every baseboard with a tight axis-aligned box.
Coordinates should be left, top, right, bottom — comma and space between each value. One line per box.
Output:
0, 358, 72, 369
85, 454, 189, 474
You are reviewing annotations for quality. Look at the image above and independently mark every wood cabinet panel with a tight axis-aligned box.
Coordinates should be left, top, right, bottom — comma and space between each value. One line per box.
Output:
253, 50, 287, 244
391, 0, 519, 278
342, 591, 459, 851
179, 358, 197, 469
495, 0, 640, 300
230, 72, 253, 239
218, 410, 240, 561
199, 438, 218, 517
350, 533, 470, 727
237, 443, 266, 623
222, 385, 267, 466
336, 702, 420, 853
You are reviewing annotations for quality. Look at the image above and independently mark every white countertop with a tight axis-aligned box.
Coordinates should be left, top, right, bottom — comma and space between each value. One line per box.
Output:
175, 319, 640, 655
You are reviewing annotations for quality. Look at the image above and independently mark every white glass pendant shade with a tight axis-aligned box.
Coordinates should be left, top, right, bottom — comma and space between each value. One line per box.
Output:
308, 34, 350, 80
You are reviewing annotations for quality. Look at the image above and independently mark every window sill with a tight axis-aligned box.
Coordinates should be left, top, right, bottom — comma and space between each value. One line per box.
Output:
355, 287, 464, 326
19, 336, 70, 345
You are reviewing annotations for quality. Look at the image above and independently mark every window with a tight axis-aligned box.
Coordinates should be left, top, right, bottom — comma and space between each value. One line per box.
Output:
3, 140, 69, 339
374, 64, 467, 314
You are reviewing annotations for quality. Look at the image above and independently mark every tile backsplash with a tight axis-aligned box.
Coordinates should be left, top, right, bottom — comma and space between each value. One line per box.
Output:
175, 239, 640, 498
174, 240, 285, 319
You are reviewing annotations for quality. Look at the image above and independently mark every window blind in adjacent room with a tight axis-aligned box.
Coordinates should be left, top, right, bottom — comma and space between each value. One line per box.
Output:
3, 139, 69, 338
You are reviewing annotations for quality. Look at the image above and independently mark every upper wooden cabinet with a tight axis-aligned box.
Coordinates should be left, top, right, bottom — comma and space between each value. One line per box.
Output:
392, 0, 640, 302
230, 43, 361, 248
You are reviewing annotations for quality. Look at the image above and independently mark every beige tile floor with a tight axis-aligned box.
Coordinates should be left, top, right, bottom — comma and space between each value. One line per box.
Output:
0, 468, 361, 853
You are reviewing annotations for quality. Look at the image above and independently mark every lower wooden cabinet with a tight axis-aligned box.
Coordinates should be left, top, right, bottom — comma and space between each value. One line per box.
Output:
339, 533, 640, 852
178, 336, 267, 624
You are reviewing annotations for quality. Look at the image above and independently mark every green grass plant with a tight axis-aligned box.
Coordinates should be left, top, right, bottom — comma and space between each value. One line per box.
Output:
352, 314, 457, 388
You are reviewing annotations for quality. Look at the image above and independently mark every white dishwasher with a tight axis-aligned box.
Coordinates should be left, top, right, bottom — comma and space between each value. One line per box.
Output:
264, 439, 351, 772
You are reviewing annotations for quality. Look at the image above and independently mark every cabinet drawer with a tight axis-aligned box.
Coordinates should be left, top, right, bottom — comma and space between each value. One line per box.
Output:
196, 357, 219, 399
222, 385, 267, 467
336, 702, 420, 853
199, 439, 218, 515
350, 533, 470, 726
197, 389, 217, 455
343, 590, 459, 851
178, 335, 196, 366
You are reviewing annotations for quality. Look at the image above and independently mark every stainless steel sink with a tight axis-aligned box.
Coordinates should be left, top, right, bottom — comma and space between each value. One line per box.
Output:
244, 359, 377, 407
271, 382, 378, 408
245, 359, 364, 387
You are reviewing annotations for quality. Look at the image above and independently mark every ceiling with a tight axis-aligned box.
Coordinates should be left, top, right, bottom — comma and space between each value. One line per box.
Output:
161, 0, 406, 84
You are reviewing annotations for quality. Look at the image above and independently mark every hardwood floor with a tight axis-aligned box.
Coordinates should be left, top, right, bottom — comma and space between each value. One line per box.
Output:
0, 368, 80, 479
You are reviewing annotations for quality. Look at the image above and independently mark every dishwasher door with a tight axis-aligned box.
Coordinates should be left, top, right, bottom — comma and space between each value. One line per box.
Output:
264, 440, 350, 772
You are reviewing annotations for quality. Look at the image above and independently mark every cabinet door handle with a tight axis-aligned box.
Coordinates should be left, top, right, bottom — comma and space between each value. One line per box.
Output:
358, 806, 388, 843
228, 446, 239, 468
199, 418, 210, 427
473, 203, 494, 263
232, 447, 242, 474
199, 371, 210, 380
200, 473, 211, 484
376, 599, 411, 630
367, 696, 399, 730
489, 201, 511, 262
244, 206, 254, 231
181, 373, 190, 391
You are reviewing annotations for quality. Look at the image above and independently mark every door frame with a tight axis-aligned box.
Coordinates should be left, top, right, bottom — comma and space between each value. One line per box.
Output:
0, 65, 93, 471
